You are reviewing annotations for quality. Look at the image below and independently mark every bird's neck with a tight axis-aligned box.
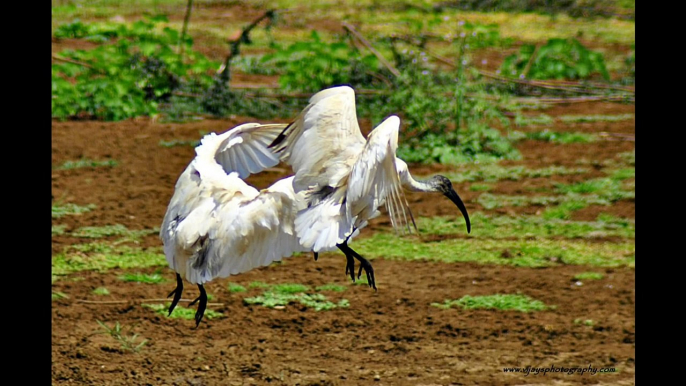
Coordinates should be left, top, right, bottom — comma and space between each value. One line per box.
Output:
398, 165, 436, 193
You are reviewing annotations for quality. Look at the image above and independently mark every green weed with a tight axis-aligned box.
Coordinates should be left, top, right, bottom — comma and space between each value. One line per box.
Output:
96, 320, 148, 353
432, 294, 550, 312
574, 272, 605, 280
227, 283, 247, 293
92, 287, 111, 296
243, 292, 349, 311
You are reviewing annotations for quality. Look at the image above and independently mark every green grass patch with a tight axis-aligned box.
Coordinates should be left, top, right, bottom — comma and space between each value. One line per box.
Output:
54, 158, 119, 170
52, 243, 166, 276
432, 294, 550, 312
352, 233, 634, 268
227, 283, 247, 293
316, 284, 348, 292
417, 213, 634, 239
560, 114, 634, 123
437, 164, 588, 183
574, 272, 605, 280
143, 303, 223, 320
92, 287, 111, 296
52, 203, 96, 218
119, 272, 166, 284
469, 183, 493, 192
248, 281, 271, 289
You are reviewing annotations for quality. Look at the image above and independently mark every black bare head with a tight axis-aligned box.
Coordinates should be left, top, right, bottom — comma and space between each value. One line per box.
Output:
430, 175, 471, 233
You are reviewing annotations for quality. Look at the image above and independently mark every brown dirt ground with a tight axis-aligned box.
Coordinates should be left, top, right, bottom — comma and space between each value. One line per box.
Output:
51, 98, 635, 385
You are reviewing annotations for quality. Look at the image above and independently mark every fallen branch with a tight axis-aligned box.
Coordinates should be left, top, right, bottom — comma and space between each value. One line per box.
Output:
218, 9, 278, 82
342, 21, 400, 77
178, 0, 194, 59
51, 54, 96, 70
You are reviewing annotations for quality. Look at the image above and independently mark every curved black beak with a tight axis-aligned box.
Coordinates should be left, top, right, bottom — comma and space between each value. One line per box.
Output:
444, 188, 471, 233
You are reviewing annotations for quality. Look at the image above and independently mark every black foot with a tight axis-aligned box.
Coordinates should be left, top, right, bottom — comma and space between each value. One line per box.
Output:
189, 284, 207, 328
167, 273, 184, 316
345, 253, 356, 283
313, 252, 319, 261
337, 242, 376, 290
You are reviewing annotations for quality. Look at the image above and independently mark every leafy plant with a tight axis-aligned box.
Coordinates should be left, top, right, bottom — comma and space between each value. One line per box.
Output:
52, 15, 217, 121
500, 38, 610, 81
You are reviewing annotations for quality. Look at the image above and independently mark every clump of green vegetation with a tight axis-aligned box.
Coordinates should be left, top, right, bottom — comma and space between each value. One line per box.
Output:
92, 287, 111, 296
52, 15, 218, 120
54, 158, 119, 170
248, 281, 271, 289
119, 272, 166, 284
574, 272, 605, 280
96, 320, 148, 353
143, 303, 223, 320
316, 283, 348, 292
227, 283, 247, 293
243, 283, 349, 311
52, 203, 96, 218
52, 243, 166, 276
432, 294, 551, 312
500, 38, 610, 80
244, 292, 349, 311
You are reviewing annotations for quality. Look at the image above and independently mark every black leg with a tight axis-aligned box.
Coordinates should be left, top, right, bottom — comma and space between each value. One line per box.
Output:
189, 284, 207, 328
313, 252, 319, 261
167, 273, 184, 316
337, 242, 376, 290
